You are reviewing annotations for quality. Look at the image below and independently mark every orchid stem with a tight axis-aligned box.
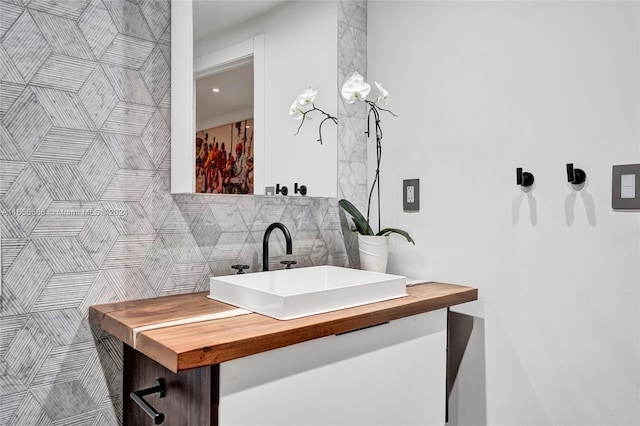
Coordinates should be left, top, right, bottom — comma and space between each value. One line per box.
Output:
294, 104, 337, 145
364, 101, 394, 234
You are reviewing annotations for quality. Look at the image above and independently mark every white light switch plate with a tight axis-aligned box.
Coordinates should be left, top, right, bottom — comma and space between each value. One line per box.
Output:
612, 164, 640, 209
621, 174, 635, 198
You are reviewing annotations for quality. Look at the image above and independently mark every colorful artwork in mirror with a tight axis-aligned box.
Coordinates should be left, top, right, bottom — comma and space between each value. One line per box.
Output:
195, 119, 254, 194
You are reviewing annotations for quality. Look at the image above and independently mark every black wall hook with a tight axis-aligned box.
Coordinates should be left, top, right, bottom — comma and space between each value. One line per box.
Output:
566, 163, 586, 185
294, 183, 307, 196
516, 168, 535, 187
275, 184, 288, 196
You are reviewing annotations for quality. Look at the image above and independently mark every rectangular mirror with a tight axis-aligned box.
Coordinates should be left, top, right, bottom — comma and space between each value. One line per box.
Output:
171, 0, 338, 198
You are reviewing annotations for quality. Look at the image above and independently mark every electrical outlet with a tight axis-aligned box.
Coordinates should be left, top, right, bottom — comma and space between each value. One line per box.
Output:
403, 179, 420, 211
407, 186, 415, 203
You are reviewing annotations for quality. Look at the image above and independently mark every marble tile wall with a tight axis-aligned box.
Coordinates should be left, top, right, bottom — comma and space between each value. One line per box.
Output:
0, 0, 355, 424
338, 0, 368, 268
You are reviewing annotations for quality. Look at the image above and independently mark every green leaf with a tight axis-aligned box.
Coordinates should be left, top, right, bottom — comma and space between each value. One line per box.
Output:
338, 199, 374, 235
377, 228, 415, 244
339, 200, 414, 244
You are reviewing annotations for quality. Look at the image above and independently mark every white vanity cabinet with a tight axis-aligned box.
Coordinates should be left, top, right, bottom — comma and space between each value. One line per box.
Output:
219, 309, 446, 426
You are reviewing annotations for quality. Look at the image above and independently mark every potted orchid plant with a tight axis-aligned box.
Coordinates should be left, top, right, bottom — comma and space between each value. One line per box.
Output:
289, 73, 414, 272
339, 72, 414, 272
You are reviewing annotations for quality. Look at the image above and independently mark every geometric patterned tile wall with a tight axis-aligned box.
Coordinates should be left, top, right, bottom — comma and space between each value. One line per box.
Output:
338, 0, 368, 268
0, 1, 348, 424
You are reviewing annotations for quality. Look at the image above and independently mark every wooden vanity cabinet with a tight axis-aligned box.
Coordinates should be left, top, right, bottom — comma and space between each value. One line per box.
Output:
124, 310, 447, 426
91, 283, 478, 426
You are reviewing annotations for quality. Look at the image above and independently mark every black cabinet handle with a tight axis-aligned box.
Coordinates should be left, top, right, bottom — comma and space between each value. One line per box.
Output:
130, 379, 166, 425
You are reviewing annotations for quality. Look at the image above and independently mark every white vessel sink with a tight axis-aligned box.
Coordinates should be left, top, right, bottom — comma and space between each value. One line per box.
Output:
209, 265, 407, 320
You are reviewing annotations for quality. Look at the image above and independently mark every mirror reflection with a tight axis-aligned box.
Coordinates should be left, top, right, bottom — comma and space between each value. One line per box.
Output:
185, 0, 338, 197
195, 62, 254, 194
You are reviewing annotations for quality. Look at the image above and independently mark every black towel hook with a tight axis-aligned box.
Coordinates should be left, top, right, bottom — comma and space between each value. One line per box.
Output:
516, 168, 535, 187
566, 163, 586, 185
294, 183, 307, 196
130, 379, 166, 424
276, 184, 288, 196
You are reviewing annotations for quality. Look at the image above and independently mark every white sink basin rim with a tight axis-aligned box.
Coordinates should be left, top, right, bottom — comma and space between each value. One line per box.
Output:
208, 265, 407, 320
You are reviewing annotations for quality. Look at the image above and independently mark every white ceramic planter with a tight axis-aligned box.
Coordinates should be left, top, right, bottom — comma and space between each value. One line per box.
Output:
358, 234, 389, 273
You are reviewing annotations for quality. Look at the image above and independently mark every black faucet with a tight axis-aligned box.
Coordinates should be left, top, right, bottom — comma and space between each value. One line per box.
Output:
262, 222, 292, 271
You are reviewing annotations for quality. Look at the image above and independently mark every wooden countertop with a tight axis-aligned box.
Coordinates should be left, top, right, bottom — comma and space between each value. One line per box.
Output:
89, 282, 477, 373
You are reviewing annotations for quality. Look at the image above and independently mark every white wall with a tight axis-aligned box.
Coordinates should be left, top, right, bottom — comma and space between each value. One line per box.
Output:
195, 1, 338, 197
368, 1, 639, 425
196, 106, 253, 132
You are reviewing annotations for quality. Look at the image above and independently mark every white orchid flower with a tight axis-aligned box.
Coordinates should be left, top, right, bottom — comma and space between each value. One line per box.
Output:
289, 100, 304, 120
297, 87, 317, 106
290, 98, 313, 120
374, 81, 391, 105
341, 72, 371, 104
